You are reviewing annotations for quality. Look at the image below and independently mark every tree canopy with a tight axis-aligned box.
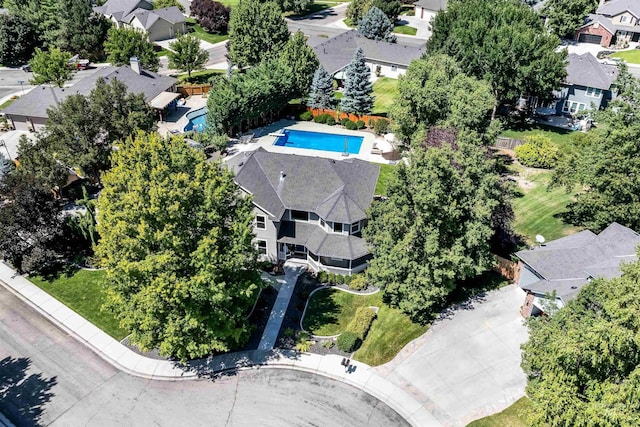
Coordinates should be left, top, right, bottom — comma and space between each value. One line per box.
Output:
364, 131, 509, 322
0, 14, 37, 65
29, 47, 72, 87
57, 0, 112, 60
522, 256, 640, 425
340, 47, 374, 115
95, 132, 263, 361
279, 31, 319, 99
168, 34, 209, 77
358, 6, 396, 42
346, 0, 372, 24
274, 0, 313, 14
307, 65, 337, 110
541, 0, 598, 39
227, 0, 289, 68
371, 0, 402, 21
190, 0, 230, 34
104, 27, 159, 72
427, 0, 566, 117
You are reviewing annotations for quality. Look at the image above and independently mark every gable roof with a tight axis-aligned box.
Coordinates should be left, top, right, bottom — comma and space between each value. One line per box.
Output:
516, 223, 640, 301
312, 30, 426, 75
1, 86, 70, 118
124, 6, 185, 28
565, 53, 618, 90
597, 0, 640, 18
413, 0, 447, 11
93, 0, 152, 18
227, 148, 380, 224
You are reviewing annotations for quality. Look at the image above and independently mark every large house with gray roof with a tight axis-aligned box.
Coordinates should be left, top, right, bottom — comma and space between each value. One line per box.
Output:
576, 0, 640, 47
94, 0, 186, 41
2, 59, 178, 132
227, 148, 380, 274
312, 30, 425, 80
516, 223, 640, 316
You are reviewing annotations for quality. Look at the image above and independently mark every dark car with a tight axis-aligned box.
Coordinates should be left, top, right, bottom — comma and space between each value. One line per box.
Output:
20, 64, 31, 72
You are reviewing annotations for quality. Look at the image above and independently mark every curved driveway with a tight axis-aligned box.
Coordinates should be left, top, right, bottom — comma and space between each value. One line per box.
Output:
0, 287, 407, 427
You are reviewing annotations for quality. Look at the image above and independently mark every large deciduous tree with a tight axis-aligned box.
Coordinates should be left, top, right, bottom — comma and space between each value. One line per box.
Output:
364, 131, 509, 322
346, 0, 372, 24
190, 0, 230, 33
274, 0, 313, 14
168, 34, 209, 77
541, 0, 598, 39
5, 0, 60, 47
340, 47, 374, 115
307, 65, 337, 110
358, 6, 396, 42
104, 27, 159, 72
391, 54, 495, 143
427, 0, 566, 118
29, 47, 72, 87
522, 257, 640, 425
0, 14, 37, 66
96, 132, 263, 361
227, 0, 289, 68
279, 31, 319, 99
371, 0, 402, 21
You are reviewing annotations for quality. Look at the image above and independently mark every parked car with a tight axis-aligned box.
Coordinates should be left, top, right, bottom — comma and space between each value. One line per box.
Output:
20, 64, 31, 72
601, 57, 624, 66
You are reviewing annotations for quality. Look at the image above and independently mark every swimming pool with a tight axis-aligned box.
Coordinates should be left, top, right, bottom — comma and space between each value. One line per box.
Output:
184, 107, 207, 132
273, 129, 363, 154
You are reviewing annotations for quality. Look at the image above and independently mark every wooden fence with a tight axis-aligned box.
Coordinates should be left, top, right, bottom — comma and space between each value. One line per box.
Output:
177, 84, 211, 96
493, 136, 524, 150
492, 254, 520, 282
307, 108, 390, 125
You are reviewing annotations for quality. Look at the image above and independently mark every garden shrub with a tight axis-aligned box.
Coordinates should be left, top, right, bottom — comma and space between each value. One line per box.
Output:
317, 270, 328, 283
374, 119, 389, 135
295, 331, 313, 352
326, 116, 336, 126
337, 331, 360, 352
334, 274, 344, 285
349, 275, 368, 291
345, 120, 357, 130
368, 118, 375, 128
514, 135, 559, 169
284, 327, 294, 338
299, 111, 313, 121
323, 340, 334, 349
341, 117, 350, 126
356, 120, 365, 129
328, 273, 336, 284
343, 275, 352, 285
314, 113, 329, 124
346, 307, 376, 340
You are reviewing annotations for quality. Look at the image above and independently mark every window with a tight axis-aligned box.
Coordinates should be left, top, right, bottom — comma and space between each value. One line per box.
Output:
333, 222, 343, 233
255, 215, 266, 230
351, 221, 360, 234
256, 240, 267, 255
585, 87, 602, 97
291, 210, 309, 221
562, 100, 586, 114
309, 212, 319, 221
620, 15, 628, 23
320, 218, 326, 228
391, 64, 398, 72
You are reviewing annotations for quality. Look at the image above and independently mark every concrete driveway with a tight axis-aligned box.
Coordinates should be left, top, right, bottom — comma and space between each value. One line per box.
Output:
375, 284, 529, 426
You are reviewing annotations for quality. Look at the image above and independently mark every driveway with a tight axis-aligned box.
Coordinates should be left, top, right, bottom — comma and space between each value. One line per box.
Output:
375, 285, 529, 426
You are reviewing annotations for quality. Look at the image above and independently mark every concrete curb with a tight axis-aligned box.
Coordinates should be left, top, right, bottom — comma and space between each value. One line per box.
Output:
0, 261, 441, 426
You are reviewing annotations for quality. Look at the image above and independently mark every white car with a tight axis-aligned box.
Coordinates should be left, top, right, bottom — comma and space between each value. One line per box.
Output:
601, 57, 624, 66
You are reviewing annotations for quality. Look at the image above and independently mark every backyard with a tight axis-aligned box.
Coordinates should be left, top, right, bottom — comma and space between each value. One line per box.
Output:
372, 77, 399, 116
29, 269, 127, 340
500, 123, 574, 146
610, 49, 640, 64
375, 163, 396, 195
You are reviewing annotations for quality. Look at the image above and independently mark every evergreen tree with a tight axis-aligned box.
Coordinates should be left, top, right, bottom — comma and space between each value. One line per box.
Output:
6, 0, 60, 47
307, 65, 336, 110
96, 132, 264, 361
227, 0, 289, 68
104, 27, 160, 72
0, 14, 37, 66
346, 0, 372, 24
168, 34, 209, 77
279, 31, 319, 99
340, 47, 374, 115
57, 0, 112, 61
358, 6, 396, 42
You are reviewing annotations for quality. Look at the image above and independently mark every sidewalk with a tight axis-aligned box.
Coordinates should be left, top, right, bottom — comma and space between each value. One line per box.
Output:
0, 261, 441, 426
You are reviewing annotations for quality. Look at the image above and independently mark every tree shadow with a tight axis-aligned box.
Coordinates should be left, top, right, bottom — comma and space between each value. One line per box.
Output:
301, 287, 340, 334
436, 271, 509, 321
0, 356, 57, 427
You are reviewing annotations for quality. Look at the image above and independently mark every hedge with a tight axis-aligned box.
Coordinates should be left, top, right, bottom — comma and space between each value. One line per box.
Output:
299, 111, 313, 121
337, 331, 360, 352
348, 275, 367, 291
346, 307, 376, 340
514, 135, 559, 169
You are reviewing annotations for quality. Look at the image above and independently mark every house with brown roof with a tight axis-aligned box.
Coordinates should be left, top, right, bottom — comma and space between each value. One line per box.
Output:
575, 0, 640, 47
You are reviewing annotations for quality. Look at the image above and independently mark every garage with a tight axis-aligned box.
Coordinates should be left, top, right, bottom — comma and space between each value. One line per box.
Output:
579, 33, 603, 44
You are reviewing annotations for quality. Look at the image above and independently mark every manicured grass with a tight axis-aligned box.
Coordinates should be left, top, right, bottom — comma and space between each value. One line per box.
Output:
466, 397, 531, 427
500, 123, 575, 146
394, 25, 417, 35
0, 97, 17, 110
375, 163, 396, 195
186, 18, 228, 45
219, 0, 240, 7
303, 288, 381, 336
610, 49, 640, 64
286, 2, 339, 17
372, 77, 399, 116
155, 47, 171, 57
511, 167, 580, 245
177, 68, 224, 85
344, 18, 357, 27
29, 269, 127, 340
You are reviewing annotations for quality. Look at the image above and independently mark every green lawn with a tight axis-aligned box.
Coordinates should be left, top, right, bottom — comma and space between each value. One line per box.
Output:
375, 163, 396, 195
0, 97, 17, 110
303, 289, 381, 336
186, 18, 229, 45
500, 123, 574, 147
372, 77, 399, 116
155, 47, 171, 57
466, 397, 531, 427
177, 68, 224, 85
30, 269, 127, 340
611, 49, 640, 64
286, 1, 339, 17
219, 0, 240, 7
394, 25, 417, 35
511, 167, 580, 245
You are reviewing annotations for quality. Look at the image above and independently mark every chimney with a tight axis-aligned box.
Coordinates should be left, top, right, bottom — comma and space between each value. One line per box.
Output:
130, 57, 141, 75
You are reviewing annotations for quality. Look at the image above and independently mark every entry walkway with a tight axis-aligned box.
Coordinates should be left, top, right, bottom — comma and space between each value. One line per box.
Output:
258, 261, 305, 350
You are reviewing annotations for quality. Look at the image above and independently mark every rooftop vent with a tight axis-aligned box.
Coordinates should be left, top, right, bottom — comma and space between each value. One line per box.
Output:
280, 170, 286, 181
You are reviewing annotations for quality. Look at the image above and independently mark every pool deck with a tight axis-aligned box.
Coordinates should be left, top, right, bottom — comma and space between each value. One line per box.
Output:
227, 121, 394, 165
156, 95, 208, 136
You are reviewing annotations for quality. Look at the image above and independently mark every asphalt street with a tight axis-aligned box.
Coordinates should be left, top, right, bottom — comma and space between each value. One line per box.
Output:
0, 68, 101, 101
0, 286, 408, 427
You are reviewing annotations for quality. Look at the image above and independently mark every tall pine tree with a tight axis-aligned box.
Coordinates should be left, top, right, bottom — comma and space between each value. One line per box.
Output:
358, 6, 396, 42
307, 65, 336, 110
340, 47, 374, 115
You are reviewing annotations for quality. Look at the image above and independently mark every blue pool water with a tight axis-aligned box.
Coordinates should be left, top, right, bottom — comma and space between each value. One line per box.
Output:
273, 129, 363, 154
184, 107, 207, 132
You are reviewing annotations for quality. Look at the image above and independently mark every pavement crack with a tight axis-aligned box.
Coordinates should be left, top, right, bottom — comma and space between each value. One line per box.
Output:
223, 375, 241, 427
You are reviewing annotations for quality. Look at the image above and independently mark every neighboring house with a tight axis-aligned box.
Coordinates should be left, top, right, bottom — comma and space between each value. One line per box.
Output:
94, 0, 186, 41
312, 30, 426, 80
528, 53, 618, 115
226, 148, 380, 275
575, 0, 640, 47
413, 0, 447, 22
515, 222, 640, 317
2, 59, 178, 132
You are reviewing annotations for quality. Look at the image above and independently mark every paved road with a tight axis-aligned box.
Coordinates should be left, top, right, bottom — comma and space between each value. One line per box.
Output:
0, 286, 408, 427
0, 68, 101, 101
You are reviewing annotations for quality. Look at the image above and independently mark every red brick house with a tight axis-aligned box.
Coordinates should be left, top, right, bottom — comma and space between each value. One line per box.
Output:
575, 0, 640, 47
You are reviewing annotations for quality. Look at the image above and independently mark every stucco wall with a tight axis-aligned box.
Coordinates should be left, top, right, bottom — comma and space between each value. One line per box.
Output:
365, 60, 407, 80
147, 19, 186, 42
611, 11, 637, 26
